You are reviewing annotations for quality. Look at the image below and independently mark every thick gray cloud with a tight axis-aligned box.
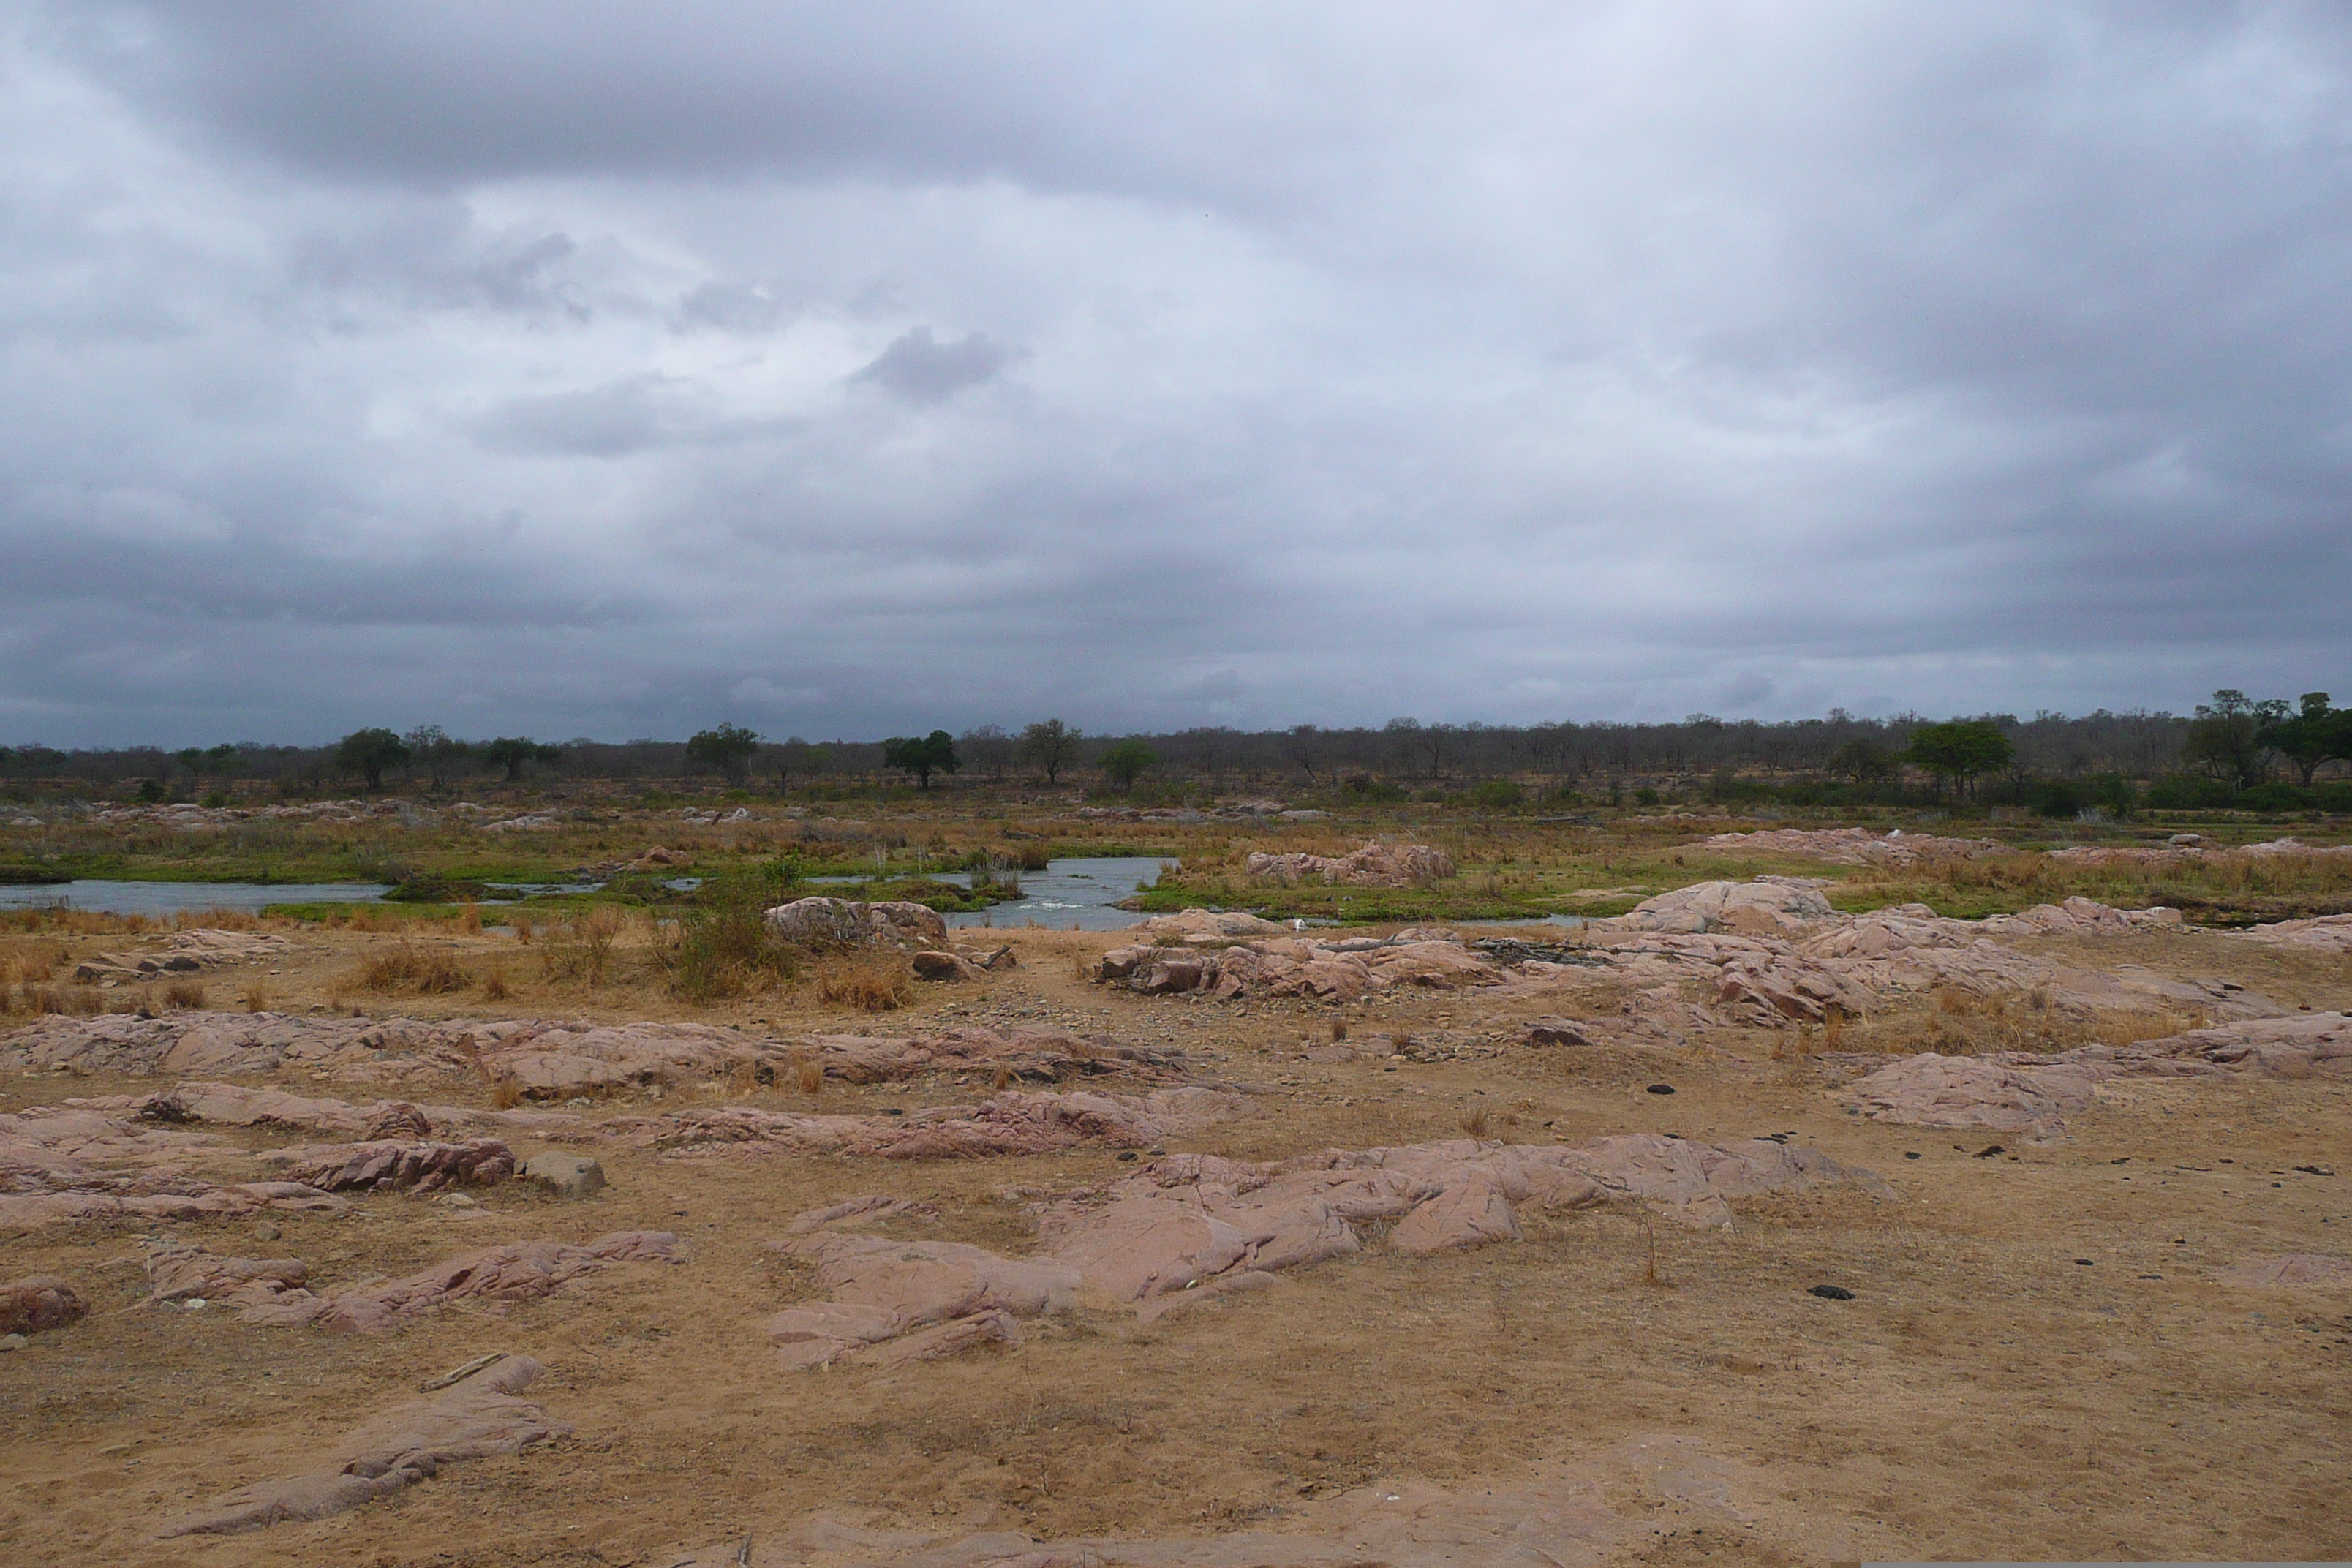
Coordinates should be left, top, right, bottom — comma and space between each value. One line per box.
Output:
2, 2, 2349, 746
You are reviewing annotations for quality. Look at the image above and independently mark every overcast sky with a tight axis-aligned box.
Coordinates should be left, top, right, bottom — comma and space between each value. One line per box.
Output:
3, 3, 2347, 747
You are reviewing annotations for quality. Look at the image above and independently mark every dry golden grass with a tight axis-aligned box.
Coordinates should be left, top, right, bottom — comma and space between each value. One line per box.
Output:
795, 1056, 825, 1095
812, 951, 914, 1011
241, 979, 270, 1012
459, 901, 483, 935
478, 963, 511, 1002
353, 943, 470, 995
161, 979, 206, 1010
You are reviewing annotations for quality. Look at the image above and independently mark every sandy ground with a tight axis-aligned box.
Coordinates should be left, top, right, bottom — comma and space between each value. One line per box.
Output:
3, 917, 2351, 1566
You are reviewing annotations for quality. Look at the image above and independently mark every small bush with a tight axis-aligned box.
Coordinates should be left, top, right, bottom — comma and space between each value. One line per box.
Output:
162, 979, 207, 1010
478, 964, 511, 1001
241, 979, 269, 1013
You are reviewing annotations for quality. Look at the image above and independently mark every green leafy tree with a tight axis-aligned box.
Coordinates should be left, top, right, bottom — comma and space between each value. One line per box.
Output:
683, 723, 761, 783
334, 728, 411, 791
2255, 693, 2352, 787
480, 736, 562, 783
883, 730, 960, 789
1901, 719, 2013, 802
1020, 718, 1081, 783
1099, 738, 1158, 791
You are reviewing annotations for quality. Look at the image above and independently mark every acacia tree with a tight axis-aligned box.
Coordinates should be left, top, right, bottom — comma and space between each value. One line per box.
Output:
1902, 719, 2013, 802
404, 725, 475, 789
334, 728, 410, 791
1020, 718, 1080, 783
2255, 693, 2352, 786
883, 730, 960, 788
683, 723, 761, 783
2182, 690, 2281, 788
480, 736, 562, 783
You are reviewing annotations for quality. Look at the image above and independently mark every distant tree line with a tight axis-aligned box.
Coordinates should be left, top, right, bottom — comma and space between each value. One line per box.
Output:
2, 693, 2348, 807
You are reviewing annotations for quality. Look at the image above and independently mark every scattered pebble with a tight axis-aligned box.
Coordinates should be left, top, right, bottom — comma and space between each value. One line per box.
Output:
184, 1298, 207, 1311
1808, 1285, 1855, 1301
253, 1221, 281, 1242
1904, 1151, 1921, 1160
0, 1333, 26, 1352
1646, 1084, 1676, 1096
2073, 1258, 2095, 1266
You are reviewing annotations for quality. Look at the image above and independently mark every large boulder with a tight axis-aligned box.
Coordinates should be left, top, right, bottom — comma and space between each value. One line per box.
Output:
1611, 878, 1836, 935
764, 897, 948, 948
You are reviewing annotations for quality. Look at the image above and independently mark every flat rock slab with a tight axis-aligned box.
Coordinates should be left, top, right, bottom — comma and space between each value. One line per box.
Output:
151, 1231, 683, 1333
627, 1088, 1250, 1161
1844, 1012, 2352, 1134
158, 1354, 568, 1536
2217, 1254, 2352, 1288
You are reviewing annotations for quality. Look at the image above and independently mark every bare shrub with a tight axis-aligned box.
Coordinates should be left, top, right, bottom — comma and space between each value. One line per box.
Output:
794, 1057, 823, 1096
478, 963, 511, 1002
28, 985, 62, 1015
491, 1075, 524, 1109
813, 951, 913, 1012
543, 908, 625, 987
162, 979, 207, 1010
241, 979, 269, 1013
1459, 1102, 1493, 1139
460, 901, 483, 935
511, 913, 535, 945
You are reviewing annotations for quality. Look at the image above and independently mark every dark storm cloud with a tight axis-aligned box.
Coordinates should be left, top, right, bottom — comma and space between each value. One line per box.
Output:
4, 3, 2351, 745
849, 328, 1019, 404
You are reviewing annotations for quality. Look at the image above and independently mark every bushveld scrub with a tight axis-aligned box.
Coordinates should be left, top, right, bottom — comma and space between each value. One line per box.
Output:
811, 951, 913, 1011
1811, 992, 2206, 1058
655, 878, 799, 1003
542, 906, 626, 987
354, 944, 470, 994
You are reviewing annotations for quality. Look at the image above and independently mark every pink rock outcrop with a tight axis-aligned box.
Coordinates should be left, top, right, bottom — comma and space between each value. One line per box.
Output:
766, 1219, 1080, 1369
764, 897, 949, 948
158, 1355, 568, 1536
0, 1275, 88, 1334
1697, 827, 2004, 867
2218, 1254, 2352, 1288
1844, 1011, 2352, 1134
267, 1137, 518, 1194
1, 1014, 1195, 1096
143, 1244, 312, 1311
0, 1102, 350, 1229
186, 1230, 685, 1334
626, 1087, 1251, 1161
1245, 840, 1455, 888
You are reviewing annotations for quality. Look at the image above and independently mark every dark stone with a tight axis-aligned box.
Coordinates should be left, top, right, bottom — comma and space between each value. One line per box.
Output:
1807, 1285, 1855, 1301
1645, 1084, 1676, 1096
1972, 1144, 2004, 1158
1904, 1151, 1922, 1160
